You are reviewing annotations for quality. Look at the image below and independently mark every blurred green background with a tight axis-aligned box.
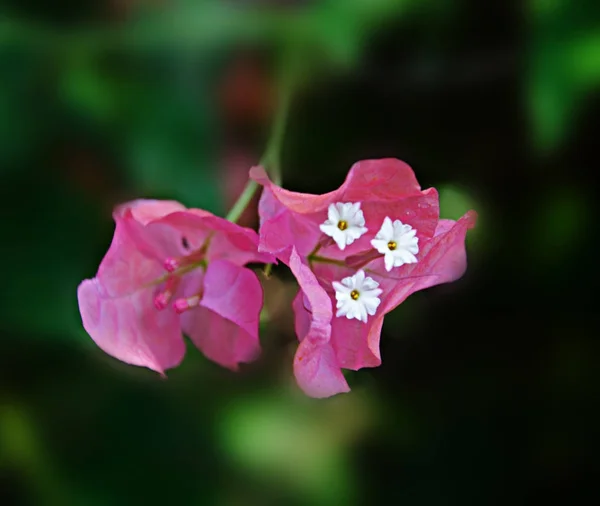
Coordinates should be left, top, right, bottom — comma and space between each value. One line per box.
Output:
1, 1, 598, 505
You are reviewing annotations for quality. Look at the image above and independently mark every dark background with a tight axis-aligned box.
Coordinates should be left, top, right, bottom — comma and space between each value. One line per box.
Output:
1, 1, 598, 505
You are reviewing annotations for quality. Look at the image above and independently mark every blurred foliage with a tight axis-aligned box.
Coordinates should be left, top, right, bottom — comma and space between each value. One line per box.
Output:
59, 50, 222, 210
528, 185, 590, 267
220, 390, 375, 506
1, 0, 598, 505
439, 184, 485, 251
0, 172, 106, 340
0, 0, 428, 337
528, 0, 600, 152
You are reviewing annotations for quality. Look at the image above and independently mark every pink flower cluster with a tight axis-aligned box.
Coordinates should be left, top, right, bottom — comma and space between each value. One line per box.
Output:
78, 159, 476, 397
77, 200, 273, 373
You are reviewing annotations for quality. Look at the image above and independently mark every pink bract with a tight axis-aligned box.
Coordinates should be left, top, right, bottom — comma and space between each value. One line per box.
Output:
289, 248, 350, 398
77, 199, 272, 374
253, 159, 476, 397
251, 159, 440, 264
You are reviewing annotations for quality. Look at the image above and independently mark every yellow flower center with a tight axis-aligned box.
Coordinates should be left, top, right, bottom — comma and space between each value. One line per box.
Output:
387, 240, 397, 251
350, 289, 360, 300
337, 220, 348, 231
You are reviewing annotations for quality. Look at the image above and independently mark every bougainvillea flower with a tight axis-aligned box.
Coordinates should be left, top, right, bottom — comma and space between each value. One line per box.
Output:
370, 217, 419, 271
332, 269, 383, 322
251, 159, 440, 265
77, 199, 273, 374
252, 159, 476, 397
319, 202, 368, 250
289, 248, 350, 397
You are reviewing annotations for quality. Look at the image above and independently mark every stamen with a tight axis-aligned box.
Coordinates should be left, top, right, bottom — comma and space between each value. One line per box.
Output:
163, 241, 210, 273
337, 220, 348, 231
387, 240, 397, 251
173, 295, 201, 314
153, 276, 181, 310
163, 257, 181, 272
350, 289, 360, 300
154, 291, 172, 310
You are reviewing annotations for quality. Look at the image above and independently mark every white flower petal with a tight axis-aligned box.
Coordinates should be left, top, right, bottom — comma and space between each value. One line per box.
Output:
332, 281, 348, 295
362, 277, 380, 291
332, 230, 348, 250
363, 297, 380, 315
341, 275, 354, 287
372, 217, 420, 270
355, 269, 366, 284
384, 253, 395, 272
370, 238, 388, 254
320, 201, 368, 250
380, 216, 394, 237
319, 223, 338, 236
332, 270, 382, 323
327, 203, 341, 223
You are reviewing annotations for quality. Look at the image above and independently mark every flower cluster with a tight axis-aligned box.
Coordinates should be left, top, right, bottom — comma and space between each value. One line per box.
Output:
78, 159, 475, 397
251, 159, 476, 397
78, 200, 273, 373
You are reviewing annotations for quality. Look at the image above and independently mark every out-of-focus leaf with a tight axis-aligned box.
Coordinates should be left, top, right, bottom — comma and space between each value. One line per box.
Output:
220, 391, 374, 505
306, 0, 415, 66
59, 52, 223, 213
439, 184, 477, 221
529, 186, 589, 266
123, 62, 222, 213
0, 172, 109, 341
528, 0, 600, 152
439, 183, 483, 249
0, 405, 39, 464
0, 50, 49, 171
0, 404, 74, 506
60, 55, 121, 124
47, 0, 418, 68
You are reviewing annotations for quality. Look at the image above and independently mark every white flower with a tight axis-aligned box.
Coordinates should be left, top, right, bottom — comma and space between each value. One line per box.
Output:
332, 270, 382, 323
371, 217, 419, 272
320, 202, 368, 250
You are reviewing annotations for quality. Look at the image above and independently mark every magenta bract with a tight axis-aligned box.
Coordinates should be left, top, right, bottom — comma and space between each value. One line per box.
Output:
77, 199, 273, 374
253, 159, 476, 397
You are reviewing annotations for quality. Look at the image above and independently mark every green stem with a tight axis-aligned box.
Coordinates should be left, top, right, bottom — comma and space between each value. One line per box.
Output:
225, 54, 297, 222
224, 179, 259, 223
260, 64, 294, 186
307, 242, 322, 258
308, 255, 347, 267
263, 262, 273, 278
